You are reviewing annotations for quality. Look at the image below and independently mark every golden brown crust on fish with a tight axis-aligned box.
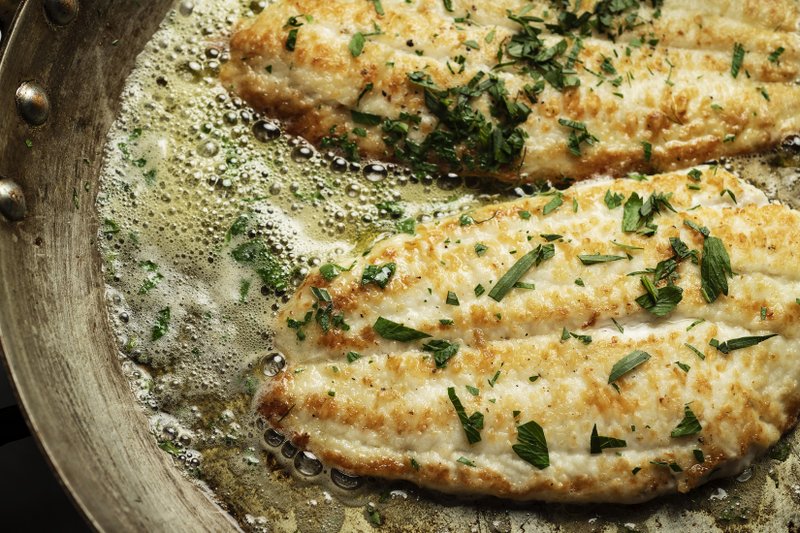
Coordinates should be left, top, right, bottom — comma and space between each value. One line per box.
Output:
260, 169, 800, 503
223, 0, 800, 182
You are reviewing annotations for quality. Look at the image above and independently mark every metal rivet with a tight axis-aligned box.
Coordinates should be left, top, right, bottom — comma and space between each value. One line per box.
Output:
15, 82, 50, 126
44, 0, 79, 26
0, 179, 27, 222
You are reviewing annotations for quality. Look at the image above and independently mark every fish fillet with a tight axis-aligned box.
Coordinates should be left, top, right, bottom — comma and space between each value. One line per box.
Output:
261, 168, 800, 503
222, 0, 800, 182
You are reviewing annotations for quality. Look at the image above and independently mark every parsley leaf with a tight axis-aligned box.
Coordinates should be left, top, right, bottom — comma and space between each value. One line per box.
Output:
512, 420, 549, 469
608, 350, 651, 384
373, 317, 431, 341
448, 387, 483, 444
670, 404, 702, 438
423, 339, 459, 368
362, 262, 396, 289
604, 190, 624, 209
590, 424, 627, 454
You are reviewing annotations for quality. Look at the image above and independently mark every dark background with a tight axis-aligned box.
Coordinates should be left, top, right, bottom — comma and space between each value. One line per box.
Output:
0, 366, 90, 531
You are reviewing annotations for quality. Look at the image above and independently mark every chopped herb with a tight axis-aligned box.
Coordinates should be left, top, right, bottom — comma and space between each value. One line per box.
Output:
423, 339, 459, 368
671, 405, 702, 437
457, 456, 476, 467
349, 32, 366, 57
684, 223, 733, 303
675, 361, 691, 373
488, 244, 555, 301
474, 284, 485, 297
320, 262, 352, 281
543, 193, 564, 215
561, 328, 592, 344
710, 334, 778, 354
328, 390, 336, 397
559, 119, 599, 156
579, 254, 626, 265
448, 387, 483, 444
540, 234, 563, 242
512, 420, 549, 469
529, 374, 540, 383
608, 350, 651, 384
466, 385, 480, 396
688, 169, 702, 181
632, 466, 642, 475
518, 210, 532, 220
362, 262, 396, 289
396, 218, 416, 235
731, 42, 745, 78
346, 351, 362, 363
642, 141, 652, 162
459, 214, 474, 226
370, 0, 384, 16
768, 46, 785, 63
367, 509, 382, 527
373, 317, 431, 341
604, 190, 624, 209
151, 307, 171, 341
720, 188, 737, 204
351, 110, 382, 126
446, 291, 460, 306
687, 318, 705, 331
287, 311, 312, 341
439, 318, 454, 325
685, 343, 706, 360
761, 306, 767, 321
590, 424, 627, 454
239, 279, 251, 303
286, 28, 299, 51
488, 370, 501, 387
611, 318, 624, 333
611, 240, 644, 252
622, 192, 676, 235
636, 277, 683, 317
574, 278, 585, 287
694, 449, 705, 463
474, 243, 488, 256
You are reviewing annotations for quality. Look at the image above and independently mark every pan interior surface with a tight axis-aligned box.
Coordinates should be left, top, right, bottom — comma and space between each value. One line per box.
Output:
93, 1, 800, 532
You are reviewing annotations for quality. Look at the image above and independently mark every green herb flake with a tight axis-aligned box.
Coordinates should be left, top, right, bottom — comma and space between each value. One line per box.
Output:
768, 46, 785, 63
488, 370, 501, 388
578, 254, 626, 265
448, 387, 483, 444
151, 307, 171, 341
474, 243, 488, 256
671, 404, 702, 438
543, 193, 564, 215
488, 244, 554, 301
349, 32, 366, 57
694, 449, 705, 463
604, 190, 624, 209
396, 218, 416, 235
731, 42, 746, 78
512, 420, 549, 469
608, 350, 651, 384
710, 334, 778, 354
611, 318, 624, 333
457, 456, 476, 467
446, 291, 460, 306
518, 210, 532, 220
346, 351, 362, 363
373, 317, 431, 342
590, 424, 627, 454
466, 385, 480, 396
362, 262, 396, 289
685, 343, 706, 360
675, 361, 691, 373
474, 284, 485, 297
423, 339, 460, 368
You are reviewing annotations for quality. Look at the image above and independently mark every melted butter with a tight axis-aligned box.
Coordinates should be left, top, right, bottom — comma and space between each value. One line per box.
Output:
96, 2, 800, 532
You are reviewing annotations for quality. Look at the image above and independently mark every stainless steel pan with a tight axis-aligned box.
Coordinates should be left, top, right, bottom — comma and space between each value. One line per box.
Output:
0, 1, 798, 531
0, 1, 237, 529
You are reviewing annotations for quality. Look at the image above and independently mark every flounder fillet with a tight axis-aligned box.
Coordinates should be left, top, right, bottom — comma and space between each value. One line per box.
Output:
262, 169, 800, 503
223, 0, 800, 182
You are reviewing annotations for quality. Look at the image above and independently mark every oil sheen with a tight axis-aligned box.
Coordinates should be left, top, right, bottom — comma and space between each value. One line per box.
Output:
96, 2, 800, 532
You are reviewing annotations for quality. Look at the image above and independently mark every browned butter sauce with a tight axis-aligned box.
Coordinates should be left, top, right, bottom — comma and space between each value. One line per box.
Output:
96, 1, 800, 531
